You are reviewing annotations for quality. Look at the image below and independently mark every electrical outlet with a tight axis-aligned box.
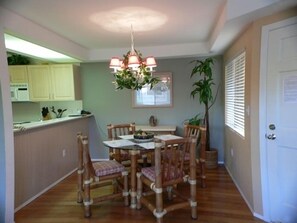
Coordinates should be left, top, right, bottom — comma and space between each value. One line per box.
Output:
231, 148, 234, 157
62, 149, 66, 157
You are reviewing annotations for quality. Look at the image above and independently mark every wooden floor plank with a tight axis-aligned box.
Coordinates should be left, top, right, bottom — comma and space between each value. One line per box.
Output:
15, 165, 265, 223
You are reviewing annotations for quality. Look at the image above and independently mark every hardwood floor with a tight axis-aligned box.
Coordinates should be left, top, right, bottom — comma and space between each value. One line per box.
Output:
15, 165, 265, 223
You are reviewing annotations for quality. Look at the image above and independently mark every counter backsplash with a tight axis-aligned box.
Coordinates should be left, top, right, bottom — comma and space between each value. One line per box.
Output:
12, 100, 83, 122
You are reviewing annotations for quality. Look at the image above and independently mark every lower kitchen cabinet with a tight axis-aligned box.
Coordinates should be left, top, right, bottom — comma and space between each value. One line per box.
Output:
14, 117, 89, 210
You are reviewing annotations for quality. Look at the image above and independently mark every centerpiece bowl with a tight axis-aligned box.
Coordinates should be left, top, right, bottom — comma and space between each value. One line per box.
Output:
133, 130, 154, 142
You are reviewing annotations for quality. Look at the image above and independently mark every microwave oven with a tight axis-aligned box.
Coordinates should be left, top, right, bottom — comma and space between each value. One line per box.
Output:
10, 83, 30, 102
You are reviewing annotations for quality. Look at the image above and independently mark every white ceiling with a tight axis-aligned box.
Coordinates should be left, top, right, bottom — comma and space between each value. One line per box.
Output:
1, 0, 297, 62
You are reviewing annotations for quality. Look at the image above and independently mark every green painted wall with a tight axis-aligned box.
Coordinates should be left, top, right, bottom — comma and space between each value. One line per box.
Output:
80, 57, 224, 161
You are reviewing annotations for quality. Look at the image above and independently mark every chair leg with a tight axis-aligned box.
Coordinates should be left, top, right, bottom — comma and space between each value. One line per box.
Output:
77, 168, 83, 203
142, 154, 148, 167
155, 188, 164, 223
136, 172, 142, 209
84, 178, 92, 218
196, 159, 206, 188
200, 158, 206, 188
166, 186, 173, 200
190, 177, 197, 220
123, 171, 129, 206
190, 142, 198, 220
77, 132, 84, 203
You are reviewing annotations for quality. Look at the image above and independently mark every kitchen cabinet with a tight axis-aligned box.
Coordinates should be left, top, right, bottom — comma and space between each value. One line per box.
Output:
27, 65, 51, 101
9, 65, 28, 83
50, 64, 81, 101
27, 64, 81, 101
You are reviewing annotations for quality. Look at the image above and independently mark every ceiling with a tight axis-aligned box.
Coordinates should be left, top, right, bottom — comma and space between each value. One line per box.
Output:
1, 0, 297, 62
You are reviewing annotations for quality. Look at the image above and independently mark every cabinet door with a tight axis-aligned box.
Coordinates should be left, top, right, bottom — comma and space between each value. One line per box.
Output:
27, 65, 51, 101
9, 66, 28, 83
50, 64, 75, 100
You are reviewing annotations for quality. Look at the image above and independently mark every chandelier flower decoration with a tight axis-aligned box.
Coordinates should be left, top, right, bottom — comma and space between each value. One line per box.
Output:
109, 26, 159, 90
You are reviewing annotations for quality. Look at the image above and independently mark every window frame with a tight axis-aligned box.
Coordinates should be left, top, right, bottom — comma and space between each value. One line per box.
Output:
132, 72, 172, 108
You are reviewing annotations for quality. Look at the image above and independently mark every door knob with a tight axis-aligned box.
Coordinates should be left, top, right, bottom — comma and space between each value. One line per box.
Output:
266, 134, 276, 140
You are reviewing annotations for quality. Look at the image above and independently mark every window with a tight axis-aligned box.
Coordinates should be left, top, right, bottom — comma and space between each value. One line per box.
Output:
225, 51, 246, 137
132, 72, 172, 108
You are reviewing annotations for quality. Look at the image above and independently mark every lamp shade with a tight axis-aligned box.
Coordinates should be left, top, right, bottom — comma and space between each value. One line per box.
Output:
128, 55, 140, 68
146, 56, 157, 67
109, 57, 120, 68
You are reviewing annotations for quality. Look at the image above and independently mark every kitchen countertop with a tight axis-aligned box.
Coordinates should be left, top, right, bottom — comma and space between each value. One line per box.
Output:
13, 114, 92, 133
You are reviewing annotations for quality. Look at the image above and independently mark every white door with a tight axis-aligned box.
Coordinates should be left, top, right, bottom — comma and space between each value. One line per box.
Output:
262, 17, 297, 223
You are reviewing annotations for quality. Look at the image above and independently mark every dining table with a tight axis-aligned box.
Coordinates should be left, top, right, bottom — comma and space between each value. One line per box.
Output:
103, 134, 183, 209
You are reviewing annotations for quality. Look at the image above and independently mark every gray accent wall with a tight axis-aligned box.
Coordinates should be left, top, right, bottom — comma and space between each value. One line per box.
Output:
80, 57, 224, 161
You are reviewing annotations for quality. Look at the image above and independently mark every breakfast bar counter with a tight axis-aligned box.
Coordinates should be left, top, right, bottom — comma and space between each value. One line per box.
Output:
14, 115, 92, 210
13, 115, 92, 133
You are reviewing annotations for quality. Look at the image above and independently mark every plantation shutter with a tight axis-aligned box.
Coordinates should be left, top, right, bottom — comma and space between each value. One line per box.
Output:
225, 51, 246, 137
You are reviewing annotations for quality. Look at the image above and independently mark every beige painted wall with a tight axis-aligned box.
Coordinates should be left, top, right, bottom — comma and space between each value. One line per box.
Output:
224, 7, 297, 218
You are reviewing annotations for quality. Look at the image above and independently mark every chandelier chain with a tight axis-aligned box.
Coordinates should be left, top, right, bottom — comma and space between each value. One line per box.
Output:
130, 25, 135, 55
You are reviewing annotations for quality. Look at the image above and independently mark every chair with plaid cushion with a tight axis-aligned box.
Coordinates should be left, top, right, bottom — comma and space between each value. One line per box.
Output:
136, 137, 198, 223
184, 124, 207, 188
77, 133, 129, 218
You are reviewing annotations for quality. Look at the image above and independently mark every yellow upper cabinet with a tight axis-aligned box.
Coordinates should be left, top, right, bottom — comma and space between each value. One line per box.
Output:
9, 65, 28, 83
27, 64, 81, 101
27, 65, 51, 101
50, 64, 81, 101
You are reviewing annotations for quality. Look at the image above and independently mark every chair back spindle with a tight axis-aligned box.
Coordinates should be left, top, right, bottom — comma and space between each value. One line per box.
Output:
107, 123, 135, 140
106, 123, 136, 163
183, 124, 207, 188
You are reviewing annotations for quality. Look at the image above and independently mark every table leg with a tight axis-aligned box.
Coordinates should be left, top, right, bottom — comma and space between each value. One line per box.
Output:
129, 150, 138, 209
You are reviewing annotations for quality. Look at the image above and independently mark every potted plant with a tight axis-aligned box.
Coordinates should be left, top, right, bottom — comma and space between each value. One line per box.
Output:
190, 57, 218, 169
187, 113, 201, 126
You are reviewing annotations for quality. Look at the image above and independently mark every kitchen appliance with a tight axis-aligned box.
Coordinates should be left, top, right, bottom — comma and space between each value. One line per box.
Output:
10, 83, 30, 102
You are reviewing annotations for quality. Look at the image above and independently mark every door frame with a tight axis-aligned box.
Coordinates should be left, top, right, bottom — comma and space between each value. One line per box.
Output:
259, 16, 297, 222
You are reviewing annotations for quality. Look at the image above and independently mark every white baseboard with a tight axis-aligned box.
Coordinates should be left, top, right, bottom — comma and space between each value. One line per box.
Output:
224, 165, 267, 222
254, 212, 268, 222
14, 168, 77, 212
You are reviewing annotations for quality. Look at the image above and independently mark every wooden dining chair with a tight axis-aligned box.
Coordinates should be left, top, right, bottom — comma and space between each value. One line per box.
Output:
136, 137, 198, 223
107, 123, 135, 164
77, 133, 129, 218
184, 124, 207, 188
107, 123, 148, 167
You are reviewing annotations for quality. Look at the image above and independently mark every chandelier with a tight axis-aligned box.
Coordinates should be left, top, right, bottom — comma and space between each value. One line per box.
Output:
109, 26, 159, 90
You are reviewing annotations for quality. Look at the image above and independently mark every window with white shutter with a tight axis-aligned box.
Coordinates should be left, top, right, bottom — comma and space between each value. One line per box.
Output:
225, 51, 246, 137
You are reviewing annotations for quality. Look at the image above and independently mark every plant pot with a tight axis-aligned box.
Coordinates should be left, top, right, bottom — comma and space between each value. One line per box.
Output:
205, 149, 218, 169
